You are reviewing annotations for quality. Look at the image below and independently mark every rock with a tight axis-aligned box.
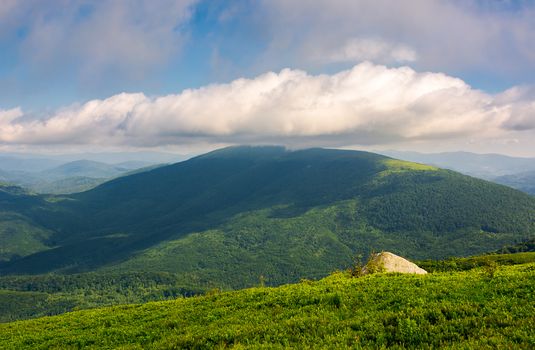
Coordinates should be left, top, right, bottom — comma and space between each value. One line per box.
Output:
362, 252, 427, 275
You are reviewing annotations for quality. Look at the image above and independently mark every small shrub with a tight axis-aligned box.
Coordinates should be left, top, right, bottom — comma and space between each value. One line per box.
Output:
482, 258, 498, 278
350, 254, 365, 277
364, 252, 386, 274
258, 275, 266, 288
324, 293, 342, 308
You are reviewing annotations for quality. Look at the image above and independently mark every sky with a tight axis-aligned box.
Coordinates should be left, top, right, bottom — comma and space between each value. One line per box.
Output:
1, 0, 535, 156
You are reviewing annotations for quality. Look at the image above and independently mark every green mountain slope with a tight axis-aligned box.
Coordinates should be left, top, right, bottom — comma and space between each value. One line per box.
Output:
1, 262, 534, 349
0, 185, 54, 261
1, 147, 534, 284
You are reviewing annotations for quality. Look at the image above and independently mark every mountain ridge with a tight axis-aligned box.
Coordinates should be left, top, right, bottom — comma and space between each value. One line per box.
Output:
1, 146, 534, 287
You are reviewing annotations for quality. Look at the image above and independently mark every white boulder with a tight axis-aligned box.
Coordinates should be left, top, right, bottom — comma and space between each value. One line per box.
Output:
363, 252, 427, 275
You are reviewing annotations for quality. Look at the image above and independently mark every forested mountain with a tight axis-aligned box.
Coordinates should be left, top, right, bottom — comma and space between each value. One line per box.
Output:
0, 184, 55, 262
1, 146, 534, 288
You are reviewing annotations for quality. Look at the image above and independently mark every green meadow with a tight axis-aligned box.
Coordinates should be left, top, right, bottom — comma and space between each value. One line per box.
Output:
1, 260, 534, 349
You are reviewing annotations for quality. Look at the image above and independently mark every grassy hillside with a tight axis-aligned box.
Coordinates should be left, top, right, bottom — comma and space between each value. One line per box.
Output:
417, 251, 535, 272
1, 251, 534, 324
0, 262, 533, 349
1, 147, 535, 282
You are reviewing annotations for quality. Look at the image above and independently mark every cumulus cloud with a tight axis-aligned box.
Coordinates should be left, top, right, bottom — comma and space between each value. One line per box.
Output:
0, 62, 533, 149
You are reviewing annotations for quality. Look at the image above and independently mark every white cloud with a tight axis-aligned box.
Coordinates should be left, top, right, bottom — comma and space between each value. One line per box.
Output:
496, 86, 535, 131
1, 62, 533, 150
318, 38, 417, 64
0, 107, 23, 124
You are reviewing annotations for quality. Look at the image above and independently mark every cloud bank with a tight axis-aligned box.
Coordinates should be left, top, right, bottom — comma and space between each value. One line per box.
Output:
1, 62, 533, 150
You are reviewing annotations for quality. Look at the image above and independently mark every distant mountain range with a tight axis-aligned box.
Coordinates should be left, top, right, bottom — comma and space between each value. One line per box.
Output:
0, 152, 185, 194
381, 151, 535, 195
1, 146, 534, 288
0, 160, 150, 194
0, 151, 185, 167
0, 156, 64, 173
494, 171, 535, 195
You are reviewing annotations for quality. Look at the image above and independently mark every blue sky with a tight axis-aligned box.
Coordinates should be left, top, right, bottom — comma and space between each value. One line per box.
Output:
0, 0, 266, 110
1, 0, 535, 155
